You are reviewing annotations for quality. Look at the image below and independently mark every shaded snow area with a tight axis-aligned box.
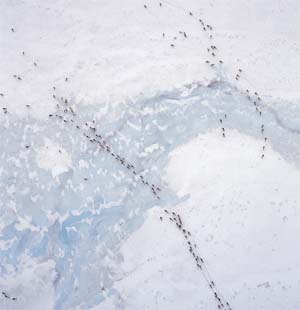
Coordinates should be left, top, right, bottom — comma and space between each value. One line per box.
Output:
1, 0, 300, 310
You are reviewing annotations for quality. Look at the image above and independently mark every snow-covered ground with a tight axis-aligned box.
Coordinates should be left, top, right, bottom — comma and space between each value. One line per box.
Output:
103, 104, 300, 309
1, 0, 299, 118
0, 0, 300, 309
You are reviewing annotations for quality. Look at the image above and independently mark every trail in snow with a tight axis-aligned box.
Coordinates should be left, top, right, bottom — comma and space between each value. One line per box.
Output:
162, 209, 232, 310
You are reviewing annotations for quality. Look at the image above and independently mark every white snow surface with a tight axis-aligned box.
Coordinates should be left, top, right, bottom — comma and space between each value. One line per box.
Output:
1, 0, 300, 118
0, 0, 300, 309
36, 139, 72, 178
112, 131, 300, 310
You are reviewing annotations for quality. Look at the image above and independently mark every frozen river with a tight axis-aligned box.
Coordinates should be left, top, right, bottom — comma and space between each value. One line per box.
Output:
1, 79, 300, 309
